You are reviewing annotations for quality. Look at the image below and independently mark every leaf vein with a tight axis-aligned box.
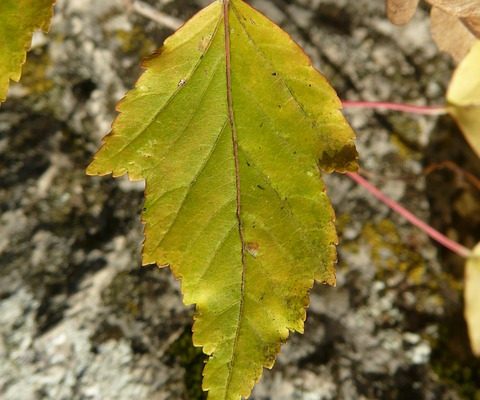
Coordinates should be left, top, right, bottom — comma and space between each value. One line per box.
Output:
194, 223, 237, 285
151, 119, 229, 253
106, 14, 224, 161
231, 3, 339, 133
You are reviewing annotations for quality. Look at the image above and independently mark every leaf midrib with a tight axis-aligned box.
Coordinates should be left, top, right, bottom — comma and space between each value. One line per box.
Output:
223, 0, 248, 397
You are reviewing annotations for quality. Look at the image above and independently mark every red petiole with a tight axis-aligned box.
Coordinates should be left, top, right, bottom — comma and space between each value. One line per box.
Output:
346, 172, 472, 259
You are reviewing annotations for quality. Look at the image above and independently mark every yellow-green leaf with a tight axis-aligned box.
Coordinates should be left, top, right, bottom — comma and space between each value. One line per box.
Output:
87, 0, 357, 398
447, 40, 480, 157
465, 242, 480, 356
0, 0, 55, 103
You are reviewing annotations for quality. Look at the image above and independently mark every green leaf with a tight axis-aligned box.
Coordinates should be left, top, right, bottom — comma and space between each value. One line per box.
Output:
0, 0, 55, 103
447, 40, 480, 157
87, 0, 357, 398
465, 243, 480, 356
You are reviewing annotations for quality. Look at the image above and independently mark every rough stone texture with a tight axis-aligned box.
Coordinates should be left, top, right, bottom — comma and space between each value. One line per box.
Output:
1, 0, 480, 399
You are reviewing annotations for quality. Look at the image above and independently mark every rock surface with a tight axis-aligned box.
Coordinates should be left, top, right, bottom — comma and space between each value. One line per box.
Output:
1, 0, 480, 399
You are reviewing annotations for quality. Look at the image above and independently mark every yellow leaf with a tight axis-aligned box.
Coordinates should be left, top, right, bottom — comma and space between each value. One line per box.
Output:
465, 242, 480, 356
87, 0, 357, 398
447, 41, 480, 157
0, 0, 55, 103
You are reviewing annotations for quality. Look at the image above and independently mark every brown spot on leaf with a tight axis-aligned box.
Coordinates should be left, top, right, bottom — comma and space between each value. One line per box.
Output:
246, 242, 259, 257
318, 144, 358, 172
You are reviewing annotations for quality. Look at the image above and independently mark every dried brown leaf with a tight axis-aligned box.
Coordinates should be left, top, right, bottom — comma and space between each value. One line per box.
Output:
463, 15, 480, 36
386, 0, 420, 25
426, 0, 480, 17
431, 6, 477, 63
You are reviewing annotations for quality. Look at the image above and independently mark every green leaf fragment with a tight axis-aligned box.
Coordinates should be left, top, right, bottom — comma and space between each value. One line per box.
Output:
87, 0, 357, 398
0, 0, 55, 103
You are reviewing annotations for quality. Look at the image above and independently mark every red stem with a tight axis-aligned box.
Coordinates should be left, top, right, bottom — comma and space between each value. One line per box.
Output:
347, 172, 472, 258
342, 100, 448, 116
